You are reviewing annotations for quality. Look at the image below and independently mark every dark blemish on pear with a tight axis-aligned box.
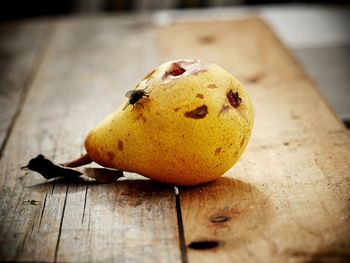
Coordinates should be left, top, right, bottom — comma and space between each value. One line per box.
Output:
240, 137, 245, 147
118, 140, 124, 151
184, 105, 208, 119
173, 107, 181, 112
206, 83, 218, 89
123, 88, 150, 111
227, 90, 242, 108
21, 154, 82, 179
196, 93, 204, 99
215, 147, 222, 155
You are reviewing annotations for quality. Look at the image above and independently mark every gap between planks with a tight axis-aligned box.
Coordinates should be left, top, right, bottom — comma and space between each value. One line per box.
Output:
175, 186, 189, 263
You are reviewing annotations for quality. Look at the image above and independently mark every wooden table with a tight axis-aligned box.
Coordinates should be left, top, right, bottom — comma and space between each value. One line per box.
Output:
0, 14, 349, 263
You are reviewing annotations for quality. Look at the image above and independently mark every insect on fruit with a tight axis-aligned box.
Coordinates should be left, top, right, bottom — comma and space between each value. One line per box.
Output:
122, 88, 150, 111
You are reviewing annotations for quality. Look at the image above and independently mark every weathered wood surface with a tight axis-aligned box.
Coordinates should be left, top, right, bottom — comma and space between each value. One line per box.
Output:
0, 15, 349, 263
157, 18, 350, 262
0, 16, 180, 262
0, 21, 53, 155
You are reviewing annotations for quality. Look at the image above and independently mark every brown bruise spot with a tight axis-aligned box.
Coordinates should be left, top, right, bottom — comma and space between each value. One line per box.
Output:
185, 105, 208, 119
196, 93, 204, 99
173, 107, 181, 112
215, 147, 222, 155
218, 104, 230, 116
199, 35, 216, 44
206, 83, 218, 89
227, 90, 242, 108
117, 140, 124, 151
143, 68, 156, 80
136, 113, 147, 122
107, 151, 115, 161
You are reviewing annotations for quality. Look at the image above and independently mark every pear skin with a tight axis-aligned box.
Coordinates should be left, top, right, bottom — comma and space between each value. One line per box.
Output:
85, 59, 254, 186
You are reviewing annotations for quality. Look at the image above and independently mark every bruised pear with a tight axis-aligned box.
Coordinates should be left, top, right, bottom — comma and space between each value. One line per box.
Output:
84, 59, 254, 186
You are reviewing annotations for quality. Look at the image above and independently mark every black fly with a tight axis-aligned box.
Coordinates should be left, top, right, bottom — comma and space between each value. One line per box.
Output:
122, 87, 150, 111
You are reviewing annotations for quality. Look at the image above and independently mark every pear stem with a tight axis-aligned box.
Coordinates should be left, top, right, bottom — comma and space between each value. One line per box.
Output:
61, 153, 92, 168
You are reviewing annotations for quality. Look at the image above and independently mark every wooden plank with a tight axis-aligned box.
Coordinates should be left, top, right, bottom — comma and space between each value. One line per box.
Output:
0, 21, 53, 155
157, 18, 350, 262
0, 16, 181, 262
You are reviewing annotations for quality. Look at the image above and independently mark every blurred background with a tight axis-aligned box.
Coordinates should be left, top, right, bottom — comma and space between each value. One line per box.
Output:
0, 0, 347, 20
0, 0, 349, 128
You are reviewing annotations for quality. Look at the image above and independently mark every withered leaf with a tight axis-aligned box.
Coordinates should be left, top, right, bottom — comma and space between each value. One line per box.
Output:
22, 154, 82, 179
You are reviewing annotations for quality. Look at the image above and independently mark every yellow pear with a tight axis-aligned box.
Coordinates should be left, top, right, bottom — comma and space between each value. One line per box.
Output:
84, 59, 254, 185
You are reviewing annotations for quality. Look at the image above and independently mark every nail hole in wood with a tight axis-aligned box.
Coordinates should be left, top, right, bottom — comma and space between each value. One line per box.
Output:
211, 215, 229, 223
188, 240, 220, 250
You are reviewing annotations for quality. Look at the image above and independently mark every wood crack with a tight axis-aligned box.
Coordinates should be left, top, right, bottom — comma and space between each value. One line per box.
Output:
81, 184, 89, 224
88, 213, 91, 233
51, 180, 57, 195
54, 185, 69, 263
19, 228, 29, 255
38, 191, 48, 229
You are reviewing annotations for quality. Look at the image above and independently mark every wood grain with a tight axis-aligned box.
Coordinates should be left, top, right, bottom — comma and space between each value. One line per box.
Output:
0, 16, 181, 262
157, 18, 350, 262
1, 15, 349, 263
0, 21, 53, 155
